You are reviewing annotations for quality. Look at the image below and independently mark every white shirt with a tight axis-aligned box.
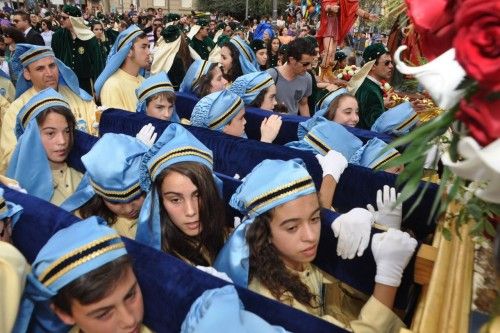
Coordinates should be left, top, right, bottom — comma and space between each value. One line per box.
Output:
23, 26, 32, 37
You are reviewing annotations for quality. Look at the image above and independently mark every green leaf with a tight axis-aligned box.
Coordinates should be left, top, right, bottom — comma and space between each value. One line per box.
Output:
487, 203, 500, 216
427, 168, 451, 225
442, 227, 452, 241
485, 220, 496, 237
398, 173, 422, 204
470, 219, 484, 236
404, 178, 432, 220
447, 177, 463, 203
468, 203, 484, 221
456, 76, 474, 90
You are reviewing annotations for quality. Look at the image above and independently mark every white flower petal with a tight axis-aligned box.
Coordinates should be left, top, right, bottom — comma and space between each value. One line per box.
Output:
394, 46, 466, 110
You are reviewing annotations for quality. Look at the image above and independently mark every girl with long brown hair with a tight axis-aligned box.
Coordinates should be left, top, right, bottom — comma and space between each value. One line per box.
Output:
214, 159, 417, 332
136, 123, 227, 266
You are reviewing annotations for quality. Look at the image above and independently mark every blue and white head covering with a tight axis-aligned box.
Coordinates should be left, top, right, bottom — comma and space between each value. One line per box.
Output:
13, 217, 128, 333
12, 44, 92, 101
350, 137, 400, 169
60, 133, 148, 212
135, 71, 180, 122
314, 87, 348, 117
181, 285, 289, 333
135, 123, 220, 250
253, 22, 275, 41
6, 88, 72, 202
214, 159, 316, 286
371, 101, 419, 136
286, 116, 363, 160
179, 59, 214, 94
190, 90, 245, 132
95, 25, 144, 96
228, 72, 274, 105
228, 36, 258, 75
0, 188, 23, 227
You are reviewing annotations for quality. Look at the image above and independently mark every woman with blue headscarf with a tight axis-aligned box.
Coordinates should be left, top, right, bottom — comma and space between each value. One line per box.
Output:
220, 36, 258, 84
190, 89, 282, 143
7, 88, 83, 206
60, 131, 154, 239
136, 123, 228, 266
179, 59, 227, 98
214, 159, 417, 332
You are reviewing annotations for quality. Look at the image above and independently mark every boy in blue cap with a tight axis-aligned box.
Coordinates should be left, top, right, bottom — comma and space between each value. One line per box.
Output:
13, 217, 151, 333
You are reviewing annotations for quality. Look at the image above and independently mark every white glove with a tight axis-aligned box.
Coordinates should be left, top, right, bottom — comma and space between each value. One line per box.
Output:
372, 229, 417, 287
135, 123, 157, 148
260, 114, 282, 143
196, 266, 233, 283
367, 185, 402, 229
315, 150, 348, 183
331, 207, 374, 259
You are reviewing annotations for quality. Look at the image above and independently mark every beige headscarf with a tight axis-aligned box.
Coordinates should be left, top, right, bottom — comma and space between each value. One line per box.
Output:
69, 16, 95, 41
347, 60, 376, 95
151, 36, 201, 74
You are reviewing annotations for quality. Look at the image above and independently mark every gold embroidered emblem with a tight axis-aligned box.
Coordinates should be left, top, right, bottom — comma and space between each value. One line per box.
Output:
78, 46, 85, 55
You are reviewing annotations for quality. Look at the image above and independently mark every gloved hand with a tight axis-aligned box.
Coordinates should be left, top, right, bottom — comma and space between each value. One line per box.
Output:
196, 266, 233, 283
136, 123, 157, 148
331, 207, 374, 259
367, 185, 402, 229
260, 114, 283, 143
316, 150, 348, 183
372, 229, 417, 287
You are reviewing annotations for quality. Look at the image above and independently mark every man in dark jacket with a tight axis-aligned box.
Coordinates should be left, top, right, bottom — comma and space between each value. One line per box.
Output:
12, 10, 44, 46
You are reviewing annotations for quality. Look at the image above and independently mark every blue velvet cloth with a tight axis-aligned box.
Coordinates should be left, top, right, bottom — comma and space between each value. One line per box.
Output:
3, 185, 347, 333
4, 183, 418, 328
174, 92, 394, 145
98, 109, 438, 241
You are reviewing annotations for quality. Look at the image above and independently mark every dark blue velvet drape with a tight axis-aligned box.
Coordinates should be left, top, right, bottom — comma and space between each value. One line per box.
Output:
98, 109, 438, 241
175, 92, 394, 145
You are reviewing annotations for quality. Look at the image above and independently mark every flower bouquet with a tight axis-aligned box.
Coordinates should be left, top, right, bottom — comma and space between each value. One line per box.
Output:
380, 0, 500, 240
334, 65, 359, 81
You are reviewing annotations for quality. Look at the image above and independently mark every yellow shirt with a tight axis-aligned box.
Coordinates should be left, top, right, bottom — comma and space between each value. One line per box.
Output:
100, 69, 145, 112
0, 85, 98, 175
249, 264, 405, 332
0, 242, 30, 333
51, 165, 83, 206
0, 94, 10, 132
0, 76, 15, 103
112, 216, 138, 239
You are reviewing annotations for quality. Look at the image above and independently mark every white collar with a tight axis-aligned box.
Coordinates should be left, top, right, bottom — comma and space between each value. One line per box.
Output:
367, 75, 383, 88
24, 26, 32, 36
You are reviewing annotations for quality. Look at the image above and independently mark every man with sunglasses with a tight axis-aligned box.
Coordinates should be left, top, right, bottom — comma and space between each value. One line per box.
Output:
12, 10, 44, 46
267, 37, 315, 116
51, 5, 105, 95
355, 43, 394, 129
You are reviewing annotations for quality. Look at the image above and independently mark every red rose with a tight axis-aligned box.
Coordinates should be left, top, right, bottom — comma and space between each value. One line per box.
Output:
405, 0, 458, 60
456, 90, 500, 146
454, 0, 500, 91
